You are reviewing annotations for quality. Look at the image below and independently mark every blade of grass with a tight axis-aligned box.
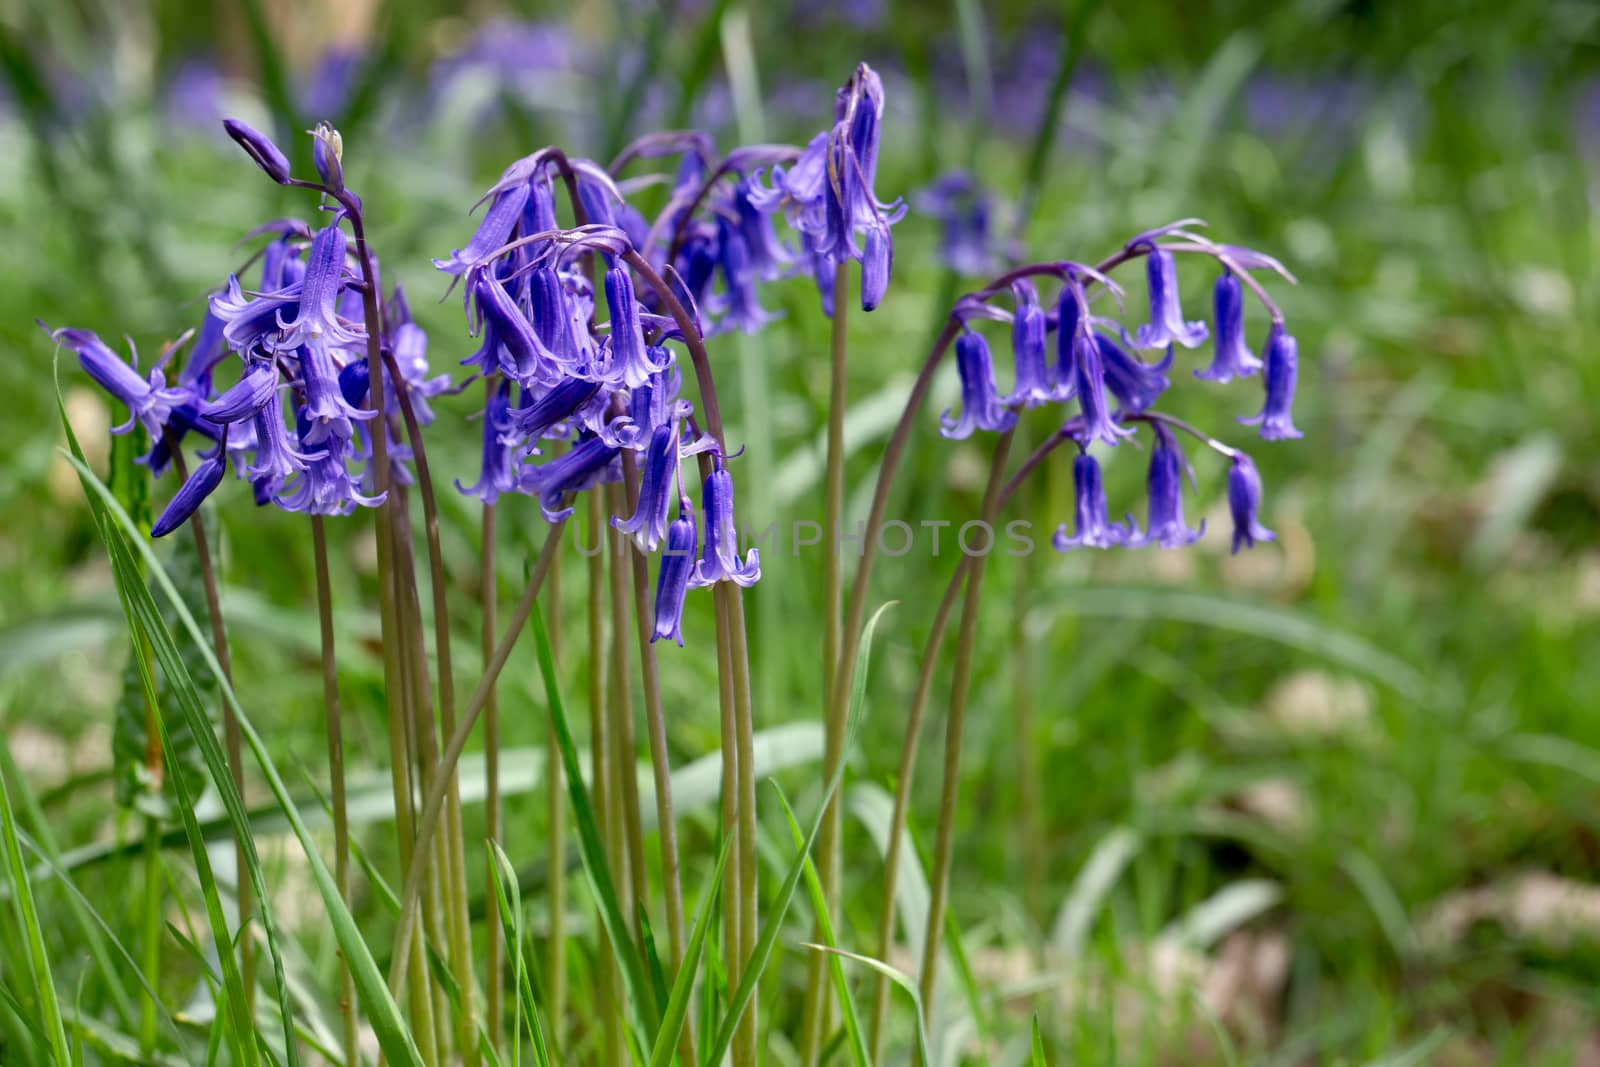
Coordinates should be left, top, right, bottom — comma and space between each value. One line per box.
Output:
0, 729, 74, 1067
648, 835, 734, 1067
529, 608, 658, 1040
1031, 1015, 1047, 1066
704, 602, 896, 1066
57, 389, 425, 1067
489, 842, 553, 1067
803, 948, 930, 1067
771, 784, 870, 1067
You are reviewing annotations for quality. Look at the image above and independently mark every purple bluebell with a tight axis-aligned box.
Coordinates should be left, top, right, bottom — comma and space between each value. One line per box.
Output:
941, 329, 1018, 439
152, 446, 228, 537
312, 122, 344, 193
693, 456, 761, 587
223, 119, 292, 184
434, 183, 530, 276
388, 320, 451, 426
604, 267, 674, 385
1134, 248, 1209, 351
273, 226, 373, 443
1052, 451, 1139, 551
514, 377, 604, 441
200, 362, 277, 423
708, 217, 779, 335
245, 387, 319, 492
917, 170, 997, 277
652, 498, 699, 646
612, 420, 680, 551
1227, 453, 1275, 553
1239, 322, 1303, 440
1195, 272, 1262, 383
520, 435, 621, 521
1096, 330, 1172, 414
1059, 286, 1133, 446
456, 379, 518, 505
729, 176, 792, 282
860, 223, 891, 313
1005, 280, 1055, 406
1138, 427, 1205, 549
277, 418, 383, 516
54, 328, 190, 439
181, 310, 230, 390
473, 269, 555, 383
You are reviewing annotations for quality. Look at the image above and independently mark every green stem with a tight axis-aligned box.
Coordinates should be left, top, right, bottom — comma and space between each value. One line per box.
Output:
139, 814, 161, 1057
481, 500, 504, 1053
726, 583, 759, 1067
311, 516, 356, 1067
605, 485, 649, 933
588, 491, 624, 1067
385, 354, 480, 1067
915, 429, 1016, 1046
803, 259, 852, 1066
712, 578, 742, 1018
168, 449, 250, 1014
543, 557, 568, 1053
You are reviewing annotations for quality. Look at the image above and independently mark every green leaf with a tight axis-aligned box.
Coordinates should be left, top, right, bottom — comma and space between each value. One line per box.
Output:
704, 602, 896, 1065
1030, 1014, 1047, 1066
529, 608, 658, 1041
647, 835, 733, 1067
801, 947, 929, 1067
489, 842, 553, 1067
771, 784, 870, 1067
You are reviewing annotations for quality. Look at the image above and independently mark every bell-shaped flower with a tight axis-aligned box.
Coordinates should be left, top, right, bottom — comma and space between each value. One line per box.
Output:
708, 217, 779, 336
54, 328, 190, 439
1134, 248, 1209, 351
200, 361, 277, 423
513, 377, 603, 441
1052, 451, 1139, 551
1005, 280, 1057, 406
1096, 330, 1172, 414
652, 497, 699, 646
223, 119, 292, 184
603, 267, 674, 385
1239, 322, 1303, 440
692, 456, 761, 587
1227, 453, 1275, 553
276, 416, 384, 516
152, 444, 229, 537
434, 182, 530, 276
611, 419, 680, 551
1137, 426, 1206, 549
519, 435, 620, 521
472, 268, 556, 384
1059, 287, 1133, 446
1194, 271, 1262, 382
456, 379, 519, 505
245, 386, 320, 493
941, 329, 1017, 439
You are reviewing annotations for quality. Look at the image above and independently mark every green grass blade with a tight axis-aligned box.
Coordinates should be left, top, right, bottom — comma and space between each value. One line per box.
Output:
0, 734, 74, 1066
55, 360, 425, 1067
529, 608, 658, 1040
801, 947, 930, 1067
489, 841, 553, 1067
770, 784, 870, 1067
1031, 1014, 1047, 1066
647, 834, 733, 1067
704, 602, 896, 1065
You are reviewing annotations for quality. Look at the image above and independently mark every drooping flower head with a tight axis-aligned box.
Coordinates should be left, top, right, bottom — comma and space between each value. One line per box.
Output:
917, 170, 999, 277
693, 454, 761, 587
1138, 424, 1206, 549
1052, 449, 1139, 551
1227, 452, 1276, 553
652, 497, 699, 646
1194, 271, 1262, 383
1005, 280, 1057, 407
1134, 247, 1209, 351
1239, 321, 1303, 440
1059, 281, 1133, 447
941, 328, 1017, 439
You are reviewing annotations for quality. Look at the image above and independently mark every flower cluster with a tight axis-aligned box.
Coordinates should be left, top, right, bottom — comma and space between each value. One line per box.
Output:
941, 222, 1302, 554
51, 122, 440, 536
438, 63, 905, 642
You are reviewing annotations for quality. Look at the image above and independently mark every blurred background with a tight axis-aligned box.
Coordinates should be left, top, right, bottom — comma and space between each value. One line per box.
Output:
5, 0, 1600, 1062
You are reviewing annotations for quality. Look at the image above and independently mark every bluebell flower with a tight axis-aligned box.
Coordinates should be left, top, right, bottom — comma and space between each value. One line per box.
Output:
612, 420, 680, 551
1059, 286, 1133, 446
223, 119, 292, 184
277, 417, 384, 515
917, 170, 998, 277
273, 226, 374, 443
433, 183, 530, 276
1005, 280, 1056, 406
180, 310, 230, 391
520, 435, 621, 521
1096, 330, 1172, 414
941, 329, 1017, 439
1134, 248, 1209, 351
54, 328, 191, 439
472, 268, 555, 384
388, 320, 451, 426
513, 377, 604, 442
729, 176, 792, 282
708, 217, 779, 335
1239, 322, 1303, 440
1194, 271, 1262, 383
1052, 451, 1139, 550
652, 498, 699, 646
312, 122, 344, 193
245, 387, 319, 493
200, 361, 277, 423
603, 266, 674, 385
692, 456, 760, 587
152, 445, 228, 537
860, 222, 891, 313
1137, 427, 1205, 549
456, 379, 518, 505
1227, 453, 1275, 553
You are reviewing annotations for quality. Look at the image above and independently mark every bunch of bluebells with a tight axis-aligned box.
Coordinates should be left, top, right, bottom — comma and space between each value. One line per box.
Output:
938, 220, 1302, 554
916, 170, 1005, 277
50, 121, 442, 536
438, 63, 906, 643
